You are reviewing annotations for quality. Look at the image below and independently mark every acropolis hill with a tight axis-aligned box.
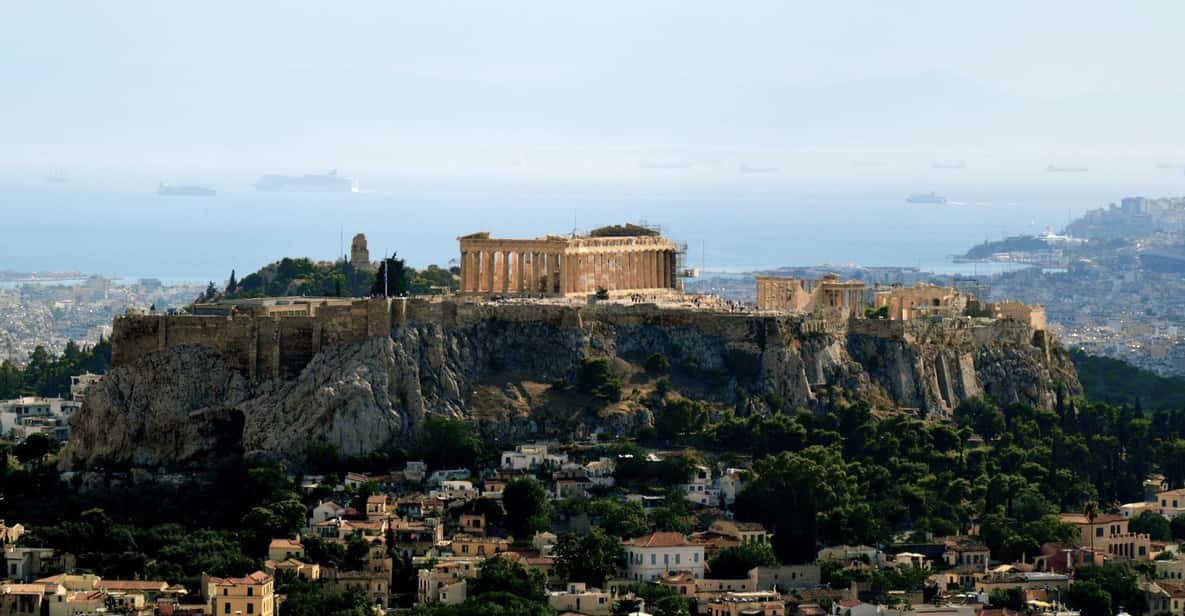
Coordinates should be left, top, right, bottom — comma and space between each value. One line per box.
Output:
62, 226, 1078, 470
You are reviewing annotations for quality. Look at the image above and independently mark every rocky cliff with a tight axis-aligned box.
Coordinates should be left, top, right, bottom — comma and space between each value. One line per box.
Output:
61, 302, 1080, 470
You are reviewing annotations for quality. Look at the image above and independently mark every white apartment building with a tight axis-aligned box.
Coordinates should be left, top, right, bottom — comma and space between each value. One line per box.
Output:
623, 532, 705, 582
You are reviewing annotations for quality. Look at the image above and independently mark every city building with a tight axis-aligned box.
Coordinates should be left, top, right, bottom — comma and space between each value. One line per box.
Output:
547, 582, 614, 616
203, 571, 275, 616
706, 591, 785, 616
1058, 513, 1151, 561
623, 532, 705, 582
0, 397, 80, 442
267, 539, 304, 563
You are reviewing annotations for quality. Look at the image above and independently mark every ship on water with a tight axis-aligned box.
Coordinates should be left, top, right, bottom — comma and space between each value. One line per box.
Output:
158, 182, 216, 197
906, 192, 947, 205
254, 169, 359, 193
739, 163, 779, 174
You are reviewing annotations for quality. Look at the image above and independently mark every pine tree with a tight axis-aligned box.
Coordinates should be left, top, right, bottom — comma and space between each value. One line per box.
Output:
226, 269, 238, 294
370, 253, 409, 297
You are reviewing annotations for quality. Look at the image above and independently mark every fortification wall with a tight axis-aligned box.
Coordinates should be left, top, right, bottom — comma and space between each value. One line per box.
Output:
112, 298, 1057, 401
112, 298, 396, 380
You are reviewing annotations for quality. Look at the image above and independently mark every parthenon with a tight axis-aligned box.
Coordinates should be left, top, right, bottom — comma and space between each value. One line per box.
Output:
457, 224, 682, 296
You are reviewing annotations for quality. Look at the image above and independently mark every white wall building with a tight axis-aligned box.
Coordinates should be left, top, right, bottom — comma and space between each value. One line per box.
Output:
0, 397, 80, 441
426, 468, 471, 486
623, 532, 705, 582
681, 465, 718, 507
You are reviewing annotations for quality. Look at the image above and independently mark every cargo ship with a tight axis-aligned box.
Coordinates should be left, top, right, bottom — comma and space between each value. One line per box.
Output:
158, 182, 216, 197
253, 169, 359, 193
906, 192, 947, 205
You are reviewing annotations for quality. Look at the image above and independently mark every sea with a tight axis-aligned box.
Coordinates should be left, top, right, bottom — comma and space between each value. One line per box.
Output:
2, 172, 1181, 285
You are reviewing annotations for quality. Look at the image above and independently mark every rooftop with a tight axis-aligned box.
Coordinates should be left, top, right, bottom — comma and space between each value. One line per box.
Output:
1059, 513, 1127, 525
624, 531, 697, 548
98, 580, 169, 591
210, 571, 272, 587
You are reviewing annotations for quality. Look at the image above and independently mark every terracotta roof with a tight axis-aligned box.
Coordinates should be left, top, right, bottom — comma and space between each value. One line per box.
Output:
3, 584, 48, 595
211, 571, 272, 586
98, 580, 169, 591
1059, 513, 1127, 525
367, 495, 387, 504
273, 558, 314, 569
269, 538, 303, 550
623, 531, 697, 548
1161, 583, 1185, 599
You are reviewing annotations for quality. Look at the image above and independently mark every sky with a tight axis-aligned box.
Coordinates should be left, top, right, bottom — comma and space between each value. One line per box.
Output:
4, 1, 1185, 183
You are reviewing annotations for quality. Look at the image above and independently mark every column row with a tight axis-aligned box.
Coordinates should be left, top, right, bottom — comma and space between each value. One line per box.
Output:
564, 249, 675, 294
461, 248, 677, 295
460, 249, 566, 294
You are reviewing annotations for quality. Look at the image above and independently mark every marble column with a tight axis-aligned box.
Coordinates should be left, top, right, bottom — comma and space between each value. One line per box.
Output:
460, 251, 471, 291
484, 250, 495, 293
630, 251, 640, 289
517, 252, 526, 293
644, 249, 654, 289
528, 252, 537, 292
543, 252, 554, 294
465, 251, 476, 292
504, 248, 514, 292
466, 249, 476, 291
557, 254, 567, 294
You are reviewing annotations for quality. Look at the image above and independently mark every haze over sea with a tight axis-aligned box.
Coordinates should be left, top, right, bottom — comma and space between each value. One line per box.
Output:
4, 164, 1184, 284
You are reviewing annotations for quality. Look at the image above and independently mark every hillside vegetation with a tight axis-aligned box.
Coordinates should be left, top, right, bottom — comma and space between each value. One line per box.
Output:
196, 256, 459, 302
1071, 348, 1185, 410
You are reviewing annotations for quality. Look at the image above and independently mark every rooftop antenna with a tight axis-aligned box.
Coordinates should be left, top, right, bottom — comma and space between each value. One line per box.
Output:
384, 250, 389, 297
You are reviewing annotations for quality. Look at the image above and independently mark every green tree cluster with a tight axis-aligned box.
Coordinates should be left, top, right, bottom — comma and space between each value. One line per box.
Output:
408, 557, 552, 616
555, 528, 623, 587
502, 478, 553, 541
577, 357, 622, 401
707, 543, 779, 579
415, 417, 485, 470
0, 339, 111, 399
724, 395, 1149, 564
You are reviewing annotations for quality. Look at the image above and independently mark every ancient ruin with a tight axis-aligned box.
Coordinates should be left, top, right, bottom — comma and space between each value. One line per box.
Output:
350, 233, 374, 271
753, 275, 1047, 330
754, 274, 867, 315
457, 224, 683, 296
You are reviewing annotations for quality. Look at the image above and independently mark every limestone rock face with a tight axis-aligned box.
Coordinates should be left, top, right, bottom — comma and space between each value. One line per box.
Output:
240, 337, 408, 460
61, 346, 251, 469
63, 306, 1080, 470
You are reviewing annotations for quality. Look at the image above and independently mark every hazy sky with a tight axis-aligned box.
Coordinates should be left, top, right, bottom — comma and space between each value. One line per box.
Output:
4, 1, 1185, 180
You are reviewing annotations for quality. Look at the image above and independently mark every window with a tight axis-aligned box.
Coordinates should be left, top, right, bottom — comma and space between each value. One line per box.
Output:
694, 553, 699, 562
247, 605, 254, 614
224, 603, 231, 614
676, 554, 681, 564
247, 587, 253, 597
651, 554, 656, 565
1096, 528, 1104, 537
